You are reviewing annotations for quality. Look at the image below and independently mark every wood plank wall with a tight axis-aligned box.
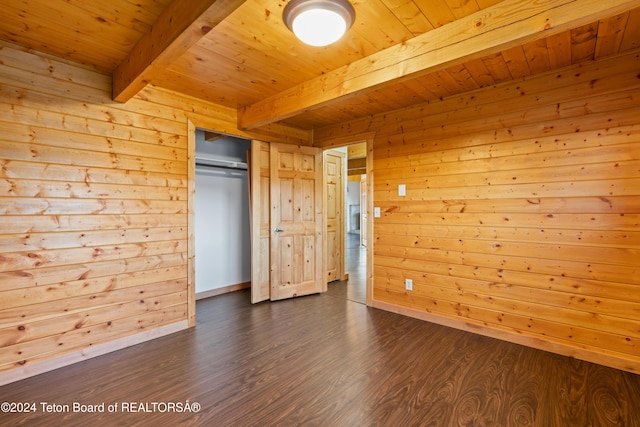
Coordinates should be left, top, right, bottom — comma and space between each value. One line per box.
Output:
0, 41, 305, 385
0, 42, 189, 383
316, 49, 640, 373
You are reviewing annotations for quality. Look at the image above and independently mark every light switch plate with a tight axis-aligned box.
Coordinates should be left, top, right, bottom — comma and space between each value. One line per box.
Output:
405, 278, 413, 291
398, 184, 406, 196
374, 207, 381, 218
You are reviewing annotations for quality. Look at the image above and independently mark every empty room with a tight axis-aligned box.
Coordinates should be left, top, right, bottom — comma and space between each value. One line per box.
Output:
1, 0, 639, 425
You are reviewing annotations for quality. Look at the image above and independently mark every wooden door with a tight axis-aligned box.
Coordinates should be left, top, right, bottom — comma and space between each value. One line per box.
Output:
324, 149, 346, 282
269, 143, 324, 300
249, 140, 271, 303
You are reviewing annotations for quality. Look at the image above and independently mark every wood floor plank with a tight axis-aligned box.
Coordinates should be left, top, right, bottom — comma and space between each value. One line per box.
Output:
1, 287, 639, 426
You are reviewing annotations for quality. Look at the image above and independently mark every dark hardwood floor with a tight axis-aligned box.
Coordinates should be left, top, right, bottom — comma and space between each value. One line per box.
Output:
2, 246, 640, 426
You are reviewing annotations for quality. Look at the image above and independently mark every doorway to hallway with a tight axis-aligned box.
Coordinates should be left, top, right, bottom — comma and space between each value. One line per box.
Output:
324, 142, 369, 305
325, 208, 367, 304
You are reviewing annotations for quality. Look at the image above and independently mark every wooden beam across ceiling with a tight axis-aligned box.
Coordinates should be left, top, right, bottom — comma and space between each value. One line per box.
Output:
112, 0, 246, 103
238, 0, 640, 130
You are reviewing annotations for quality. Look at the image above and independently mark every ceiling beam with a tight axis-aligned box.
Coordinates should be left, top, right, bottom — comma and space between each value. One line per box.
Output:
238, 0, 640, 129
113, 0, 246, 103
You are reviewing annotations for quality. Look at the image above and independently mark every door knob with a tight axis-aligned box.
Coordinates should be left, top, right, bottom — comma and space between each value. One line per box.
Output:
273, 228, 284, 233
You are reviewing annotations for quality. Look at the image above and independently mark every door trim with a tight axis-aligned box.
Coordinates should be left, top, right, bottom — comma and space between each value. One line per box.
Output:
364, 137, 373, 306
314, 134, 375, 307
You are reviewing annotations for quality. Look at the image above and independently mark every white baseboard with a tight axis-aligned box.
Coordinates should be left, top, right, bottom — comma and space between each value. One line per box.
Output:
196, 281, 250, 300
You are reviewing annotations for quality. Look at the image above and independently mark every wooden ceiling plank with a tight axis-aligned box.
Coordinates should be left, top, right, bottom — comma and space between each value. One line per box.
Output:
476, 0, 503, 7
571, 22, 599, 62
368, 85, 421, 112
112, 0, 246, 102
522, 39, 551, 75
546, 30, 573, 69
63, 0, 168, 33
211, 0, 378, 80
379, 0, 435, 35
444, 0, 482, 20
0, 3, 134, 70
351, 0, 415, 49
413, 0, 457, 28
462, 58, 497, 88
238, 0, 640, 130
166, 48, 287, 99
401, 78, 441, 102
594, 12, 629, 59
435, 65, 480, 94
481, 53, 513, 83
211, 0, 350, 74
117, 0, 174, 26
620, 8, 640, 50
418, 73, 455, 99
445, 64, 482, 93
1, 0, 142, 41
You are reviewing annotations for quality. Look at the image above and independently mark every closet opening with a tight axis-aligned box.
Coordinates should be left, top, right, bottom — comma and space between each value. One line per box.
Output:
194, 129, 252, 300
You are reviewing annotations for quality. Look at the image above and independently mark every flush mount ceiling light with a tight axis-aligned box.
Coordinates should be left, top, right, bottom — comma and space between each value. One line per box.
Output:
283, 0, 355, 47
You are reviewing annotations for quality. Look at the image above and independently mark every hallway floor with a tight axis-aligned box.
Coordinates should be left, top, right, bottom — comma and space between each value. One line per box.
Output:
325, 233, 366, 304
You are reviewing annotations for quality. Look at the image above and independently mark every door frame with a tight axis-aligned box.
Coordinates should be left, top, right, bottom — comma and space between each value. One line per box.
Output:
188, 123, 375, 311
316, 135, 374, 306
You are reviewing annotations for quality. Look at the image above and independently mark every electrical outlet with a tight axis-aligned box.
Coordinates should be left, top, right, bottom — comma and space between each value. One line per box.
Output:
405, 278, 413, 291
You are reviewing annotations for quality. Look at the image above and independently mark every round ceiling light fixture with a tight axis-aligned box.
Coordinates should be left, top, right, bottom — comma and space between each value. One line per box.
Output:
283, 0, 355, 47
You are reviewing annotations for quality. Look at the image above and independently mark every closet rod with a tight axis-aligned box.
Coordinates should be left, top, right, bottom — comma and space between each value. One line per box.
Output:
196, 161, 247, 171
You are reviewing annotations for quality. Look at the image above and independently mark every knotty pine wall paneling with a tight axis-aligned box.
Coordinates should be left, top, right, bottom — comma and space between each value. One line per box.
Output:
0, 42, 189, 384
0, 41, 303, 385
317, 48, 640, 373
